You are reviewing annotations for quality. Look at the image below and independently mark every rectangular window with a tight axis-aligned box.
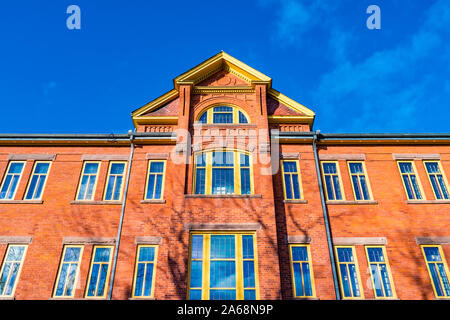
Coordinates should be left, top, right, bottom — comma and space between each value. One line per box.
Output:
187, 232, 259, 300
321, 161, 344, 200
0, 161, 25, 200
213, 106, 233, 124
76, 162, 100, 201
365, 246, 396, 299
0, 244, 28, 297
397, 161, 423, 200
348, 161, 372, 200
194, 151, 253, 196
104, 161, 126, 201
424, 161, 449, 200
335, 246, 364, 299
53, 245, 83, 298
289, 245, 315, 298
145, 161, 166, 200
24, 161, 51, 200
85, 246, 113, 298
211, 151, 234, 195
132, 245, 158, 298
281, 160, 302, 200
421, 245, 450, 298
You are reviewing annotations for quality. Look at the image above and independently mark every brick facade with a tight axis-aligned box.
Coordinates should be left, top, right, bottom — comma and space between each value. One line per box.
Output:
0, 52, 448, 300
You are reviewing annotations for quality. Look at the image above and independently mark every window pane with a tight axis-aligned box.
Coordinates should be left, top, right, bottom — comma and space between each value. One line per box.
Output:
293, 262, 304, 296
191, 235, 203, 259
243, 261, 255, 288
35, 163, 49, 174
150, 162, 164, 173
244, 289, 256, 300
332, 175, 342, 200
9, 163, 24, 174
198, 112, 207, 123
110, 163, 125, 174
212, 168, 234, 194
349, 163, 363, 174
292, 174, 301, 199
380, 264, 393, 297
242, 235, 254, 259
213, 113, 233, 124
189, 289, 202, 300
84, 163, 99, 174
240, 168, 251, 195
210, 289, 235, 300
238, 111, 248, 124
302, 262, 313, 296
210, 235, 235, 259
292, 247, 308, 261
143, 263, 154, 296
210, 261, 236, 288
134, 263, 145, 296
190, 261, 203, 288
284, 174, 293, 199
139, 247, 155, 262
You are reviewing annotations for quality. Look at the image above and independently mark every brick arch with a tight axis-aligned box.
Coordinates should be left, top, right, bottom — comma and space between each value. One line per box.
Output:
192, 96, 253, 123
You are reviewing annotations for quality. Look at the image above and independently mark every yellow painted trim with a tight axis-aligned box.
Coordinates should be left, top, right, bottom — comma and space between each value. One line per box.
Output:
0, 161, 26, 200
84, 245, 114, 299
420, 245, 450, 298
320, 161, 346, 201
267, 88, 315, 117
187, 231, 259, 300
281, 160, 303, 200
288, 244, 316, 298
0, 244, 28, 297
144, 160, 166, 200
174, 52, 271, 89
23, 161, 52, 200
131, 245, 159, 298
347, 161, 374, 201
423, 160, 450, 200
396, 161, 426, 200
334, 246, 365, 299
52, 245, 84, 298
364, 246, 397, 299
102, 161, 127, 202
75, 161, 101, 201
131, 89, 179, 118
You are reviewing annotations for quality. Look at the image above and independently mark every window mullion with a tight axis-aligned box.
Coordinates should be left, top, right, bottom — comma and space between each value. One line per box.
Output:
236, 234, 243, 300
202, 235, 210, 300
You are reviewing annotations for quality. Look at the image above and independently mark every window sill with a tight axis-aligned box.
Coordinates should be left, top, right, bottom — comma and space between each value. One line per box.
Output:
292, 297, 320, 300
140, 200, 166, 204
48, 297, 107, 300
70, 200, 122, 205
407, 200, 450, 204
128, 297, 156, 300
283, 199, 308, 204
184, 194, 262, 199
0, 200, 43, 204
0, 297, 15, 300
326, 200, 378, 205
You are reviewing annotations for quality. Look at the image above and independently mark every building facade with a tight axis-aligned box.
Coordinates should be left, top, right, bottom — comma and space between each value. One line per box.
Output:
0, 52, 449, 300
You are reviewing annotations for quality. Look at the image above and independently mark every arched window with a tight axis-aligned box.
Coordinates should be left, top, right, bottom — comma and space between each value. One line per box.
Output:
197, 105, 249, 124
194, 149, 253, 195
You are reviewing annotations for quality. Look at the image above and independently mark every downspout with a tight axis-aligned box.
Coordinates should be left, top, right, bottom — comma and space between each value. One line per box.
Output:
107, 130, 135, 300
312, 130, 341, 300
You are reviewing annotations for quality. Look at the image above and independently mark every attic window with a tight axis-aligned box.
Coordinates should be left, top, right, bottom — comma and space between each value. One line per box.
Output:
197, 106, 249, 124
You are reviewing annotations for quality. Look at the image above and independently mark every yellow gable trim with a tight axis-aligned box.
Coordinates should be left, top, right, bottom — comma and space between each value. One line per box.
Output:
268, 88, 315, 117
174, 51, 272, 88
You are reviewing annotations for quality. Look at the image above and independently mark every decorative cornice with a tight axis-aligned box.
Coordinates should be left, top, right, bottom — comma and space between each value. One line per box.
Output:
192, 86, 254, 94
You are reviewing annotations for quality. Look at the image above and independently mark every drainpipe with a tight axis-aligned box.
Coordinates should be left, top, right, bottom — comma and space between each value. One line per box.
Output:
107, 130, 135, 300
312, 130, 341, 300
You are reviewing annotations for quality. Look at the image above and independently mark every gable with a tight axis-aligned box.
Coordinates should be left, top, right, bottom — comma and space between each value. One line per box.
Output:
131, 51, 315, 128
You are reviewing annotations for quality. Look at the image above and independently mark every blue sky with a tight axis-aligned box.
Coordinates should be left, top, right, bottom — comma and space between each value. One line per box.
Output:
0, 0, 449, 133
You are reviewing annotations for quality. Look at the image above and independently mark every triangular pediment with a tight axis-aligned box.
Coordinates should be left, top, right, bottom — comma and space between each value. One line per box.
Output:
131, 51, 315, 128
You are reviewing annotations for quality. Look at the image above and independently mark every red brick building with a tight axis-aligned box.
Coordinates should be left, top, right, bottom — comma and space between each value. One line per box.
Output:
0, 52, 449, 300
